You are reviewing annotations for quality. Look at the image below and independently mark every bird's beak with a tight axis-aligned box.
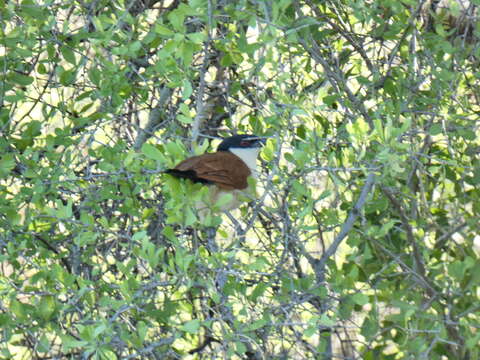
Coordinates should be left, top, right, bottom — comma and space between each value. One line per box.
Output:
248, 136, 268, 147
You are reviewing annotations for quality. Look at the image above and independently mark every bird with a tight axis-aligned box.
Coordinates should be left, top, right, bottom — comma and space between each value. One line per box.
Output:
165, 134, 265, 217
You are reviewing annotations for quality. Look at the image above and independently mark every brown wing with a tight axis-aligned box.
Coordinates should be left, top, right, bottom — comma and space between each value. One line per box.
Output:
167, 152, 251, 190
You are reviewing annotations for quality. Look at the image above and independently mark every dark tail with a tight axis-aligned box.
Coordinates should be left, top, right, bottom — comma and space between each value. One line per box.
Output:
164, 169, 211, 184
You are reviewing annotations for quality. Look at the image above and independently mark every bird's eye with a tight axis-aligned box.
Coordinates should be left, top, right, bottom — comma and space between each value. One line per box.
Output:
240, 140, 250, 147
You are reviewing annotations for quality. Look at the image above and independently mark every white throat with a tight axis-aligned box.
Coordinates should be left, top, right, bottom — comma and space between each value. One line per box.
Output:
229, 147, 260, 176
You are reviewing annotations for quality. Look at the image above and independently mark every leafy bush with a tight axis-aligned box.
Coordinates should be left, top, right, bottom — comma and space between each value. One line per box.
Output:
1, 0, 479, 359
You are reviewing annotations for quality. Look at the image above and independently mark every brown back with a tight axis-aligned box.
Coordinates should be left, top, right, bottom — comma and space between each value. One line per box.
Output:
173, 151, 251, 190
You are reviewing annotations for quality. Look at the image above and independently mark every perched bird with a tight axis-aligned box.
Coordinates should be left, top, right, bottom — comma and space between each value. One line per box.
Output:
165, 134, 265, 215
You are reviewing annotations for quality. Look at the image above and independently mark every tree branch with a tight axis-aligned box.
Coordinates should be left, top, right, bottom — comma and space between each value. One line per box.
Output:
314, 173, 376, 283
133, 86, 173, 151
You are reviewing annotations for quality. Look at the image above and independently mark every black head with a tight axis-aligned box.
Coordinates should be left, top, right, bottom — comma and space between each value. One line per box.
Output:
217, 134, 266, 152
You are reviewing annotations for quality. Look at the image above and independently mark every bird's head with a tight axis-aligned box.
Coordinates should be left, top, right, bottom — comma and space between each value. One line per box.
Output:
217, 134, 266, 152
217, 134, 266, 172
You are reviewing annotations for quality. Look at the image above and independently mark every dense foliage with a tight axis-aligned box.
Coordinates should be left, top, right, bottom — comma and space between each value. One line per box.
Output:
1, 0, 479, 359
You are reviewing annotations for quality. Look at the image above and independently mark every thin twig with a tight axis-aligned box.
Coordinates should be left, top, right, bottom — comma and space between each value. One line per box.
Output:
191, 0, 214, 148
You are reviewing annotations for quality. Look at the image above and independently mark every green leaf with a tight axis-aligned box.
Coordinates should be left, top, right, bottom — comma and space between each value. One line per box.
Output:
137, 321, 148, 342
179, 41, 194, 65
59, 69, 76, 85
187, 32, 206, 44
5, 208, 21, 225
164, 141, 185, 159
247, 318, 267, 331
235, 341, 247, 354
75, 231, 99, 246
142, 143, 165, 162
347, 118, 370, 142
221, 53, 233, 67
10, 72, 34, 86
182, 319, 200, 334
448, 261, 466, 281
0, 154, 15, 177
37, 63, 47, 74
133, 231, 148, 241
304, 324, 318, 338
383, 77, 397, 98
177, 114, 192, 124
37, 295, 56, 321
37, 334, 50, 353
184, 207, 197, 226
10, 299, 28, 321
466, 332, 480, 349
262, 139, 275, 161
93, 323, 107, 337
155, 24, 174, 36
182, 80, 193, 99
56, 199, 73, 219
20, 0, 46, 19
168, 10, 185, 32
129, 41, 142, 55
351, 293, 369, 306
377, 220, 397, 237
428, 123, 443, 135
215, 193, 233, 208
250, 282, 268, 301
89, 67, 101, 85
323, 94, 339, 107
61, 335, 89, 351
361, 317, 378, 339
318, 314, 336, 327
60, 46, 76, 65
162, 226, 177, 242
